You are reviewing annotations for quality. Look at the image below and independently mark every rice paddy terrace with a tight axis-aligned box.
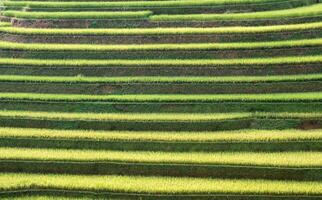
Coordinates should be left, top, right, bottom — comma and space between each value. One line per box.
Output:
0, 0, 322, 199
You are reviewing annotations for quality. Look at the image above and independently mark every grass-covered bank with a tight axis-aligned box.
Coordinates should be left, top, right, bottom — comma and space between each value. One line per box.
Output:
3, 2, 321, 20
0, 74, 322, 83
0, 22, 321, 35
1, 127, 320, 143
0, 147, 321, 167
0, 110, 319, 131
0, 38, 321, 51
0, 55, 321, 67
0, 92, 321, 103
0, 127, 320, 152
2, 10, 153, 20
3, 0, 314, 9
0, 148, 321, 180
150, 3, 322, 21
0, 173, 322, 195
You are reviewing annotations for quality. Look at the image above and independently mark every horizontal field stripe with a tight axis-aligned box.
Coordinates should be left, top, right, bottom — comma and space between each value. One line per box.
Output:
0, 22, 11, 27
3, 3, 322, 20
0, 21, 321, 35
2, 0, 308, 8
150, 3, 322, 21
1, 196, 83, 200
0, 92, 321, 102
1, 173, 322, 195
1, 147, 322, 167
1, 38, 321, 51
0, 74, 321, 83
2, 10, 153, 19
0, 195, 320, 200
0, 55, 321, 66
2, 0, 301, 2
0, 111, 250, 121
0, 110, 320, 121
1, 127, 321, 142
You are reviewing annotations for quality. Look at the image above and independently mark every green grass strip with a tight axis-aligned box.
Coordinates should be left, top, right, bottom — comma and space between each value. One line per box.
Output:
1, 38, 321, 51
0, 127, 321, 142
3, 2, 322, 20
2, 10, 153, 19
0, 73, 321, 83
2, 197, 86, 200
0, 92, 321, 102
0, 110, 250, 121
0, 22, 11, 27
0, 55, 321, 67
2, 0, 303, 9
1, 173, 322, 195
1, 147, 322, 167
0, 21, 321, 35
0, 110, 320, 122
150, 3, 322, 21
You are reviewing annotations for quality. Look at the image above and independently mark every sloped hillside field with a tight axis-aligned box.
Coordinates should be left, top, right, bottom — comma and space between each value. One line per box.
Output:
0, 0, 322, 199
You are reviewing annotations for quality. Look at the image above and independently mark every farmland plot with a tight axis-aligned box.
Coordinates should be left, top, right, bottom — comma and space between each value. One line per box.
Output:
0, 0, 321, 199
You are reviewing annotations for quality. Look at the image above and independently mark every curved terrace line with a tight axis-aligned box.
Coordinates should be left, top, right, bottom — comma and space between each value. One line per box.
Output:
0, 21, 321, 35
0, 173, 321, 195
0, 55, 321, 66
0, 38, 321, 51
0, 74, 321, 83
2, 0, 312, 9
0, 127, 321, 143
150, 3, 322, 21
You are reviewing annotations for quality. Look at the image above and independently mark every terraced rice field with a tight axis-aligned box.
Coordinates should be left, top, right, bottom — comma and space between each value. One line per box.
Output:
0, 0, 321, 199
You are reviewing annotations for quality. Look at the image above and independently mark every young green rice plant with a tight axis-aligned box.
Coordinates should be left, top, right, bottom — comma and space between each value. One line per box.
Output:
0, 73, 321, 83
0, 147, 321, 167
0, 21, 321, 35
0, 110, 320, 122
2, 0, 309, 9
150, 3, 322, 21
0, 55, 321, 67
0, 22, 10, 27
0, 38, 321, 51
0, 127, 321, 143
2, 10, 153, 19
1, 197, 88, 200
0, 173, 321, 195
0, 110, 250, 121
3, 3, 322, 20
0, 92, 321, 103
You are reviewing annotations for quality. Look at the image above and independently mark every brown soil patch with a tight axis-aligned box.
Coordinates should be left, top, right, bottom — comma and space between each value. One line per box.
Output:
298, 121, 322, 130
96, 84, 122, 94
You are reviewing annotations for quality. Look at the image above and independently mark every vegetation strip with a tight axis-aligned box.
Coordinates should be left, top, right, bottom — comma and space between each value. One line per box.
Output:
0, 110, 320, 122
2, 0, 309, 9
1, 196, 89, 200
0, 22, 10, 27
1, 0, 322, 196
1, 173, 322, 195
150, 3, 322, 21
0, 92, 321, 102
0, 127, 321, 142
0, 55, 321, 67
2, 10, 153, 19
0, 21, 321, 35
3, 3, 322, 20
2, 195, 319, 200
0, 111, 251, 121
0, 74, 322, 83
1, 38, 321, 51
0, 147, 321, 167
